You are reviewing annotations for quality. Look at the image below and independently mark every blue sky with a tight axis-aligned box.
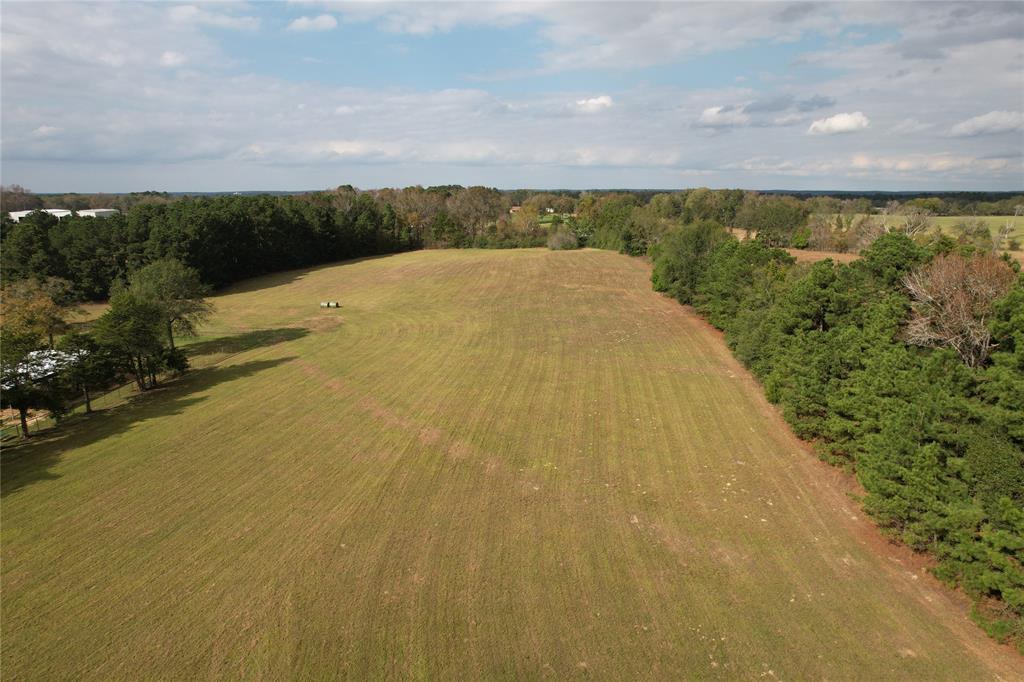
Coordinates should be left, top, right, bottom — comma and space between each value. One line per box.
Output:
2, 1, 1022, 192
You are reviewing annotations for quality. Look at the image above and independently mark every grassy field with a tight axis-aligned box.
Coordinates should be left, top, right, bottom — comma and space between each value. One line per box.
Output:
2, 249, 1021, 679
819, 214, 1024, 241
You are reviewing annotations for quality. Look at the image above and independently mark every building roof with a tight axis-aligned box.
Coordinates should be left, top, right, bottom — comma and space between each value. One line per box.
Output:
6, 208, 119, 222
1, 349, 85, 390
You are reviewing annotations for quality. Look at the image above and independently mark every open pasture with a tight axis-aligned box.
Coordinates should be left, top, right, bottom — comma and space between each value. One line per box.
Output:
2, 249, 1020, 679
819, 214, 1024, 241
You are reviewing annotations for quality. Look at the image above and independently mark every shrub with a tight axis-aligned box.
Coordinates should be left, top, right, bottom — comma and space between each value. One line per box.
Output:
791, 225, 811, 249
547, 228, 579, 250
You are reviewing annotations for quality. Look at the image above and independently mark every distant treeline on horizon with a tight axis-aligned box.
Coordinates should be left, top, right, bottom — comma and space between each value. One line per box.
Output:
4, 182, 1022, 304
8, 185, 1023, 205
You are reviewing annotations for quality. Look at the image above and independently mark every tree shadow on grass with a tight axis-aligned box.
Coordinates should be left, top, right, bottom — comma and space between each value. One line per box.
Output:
184, 327, 309, 358
0, 356, 297, 498
217, 253, 404, 296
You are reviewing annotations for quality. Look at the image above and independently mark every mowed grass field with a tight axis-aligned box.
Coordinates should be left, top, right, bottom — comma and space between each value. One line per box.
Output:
3, 249, 1021, 680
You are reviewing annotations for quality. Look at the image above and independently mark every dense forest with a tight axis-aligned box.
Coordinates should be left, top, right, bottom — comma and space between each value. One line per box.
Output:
3, 185, 1021, 301
2, 183, 1022, 649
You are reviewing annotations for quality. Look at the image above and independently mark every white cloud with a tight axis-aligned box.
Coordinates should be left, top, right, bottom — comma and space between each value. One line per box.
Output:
575, 95, 613, 113
772, 113, 804, 126
1, 1, 1021, 191
159, 51, 186, 67
30, 125, 61, 138
808, 111, 870, 135
166, 5, 259, 31
324, 139, 403, 160
339, 2, 1022, 80
949, 110, 1024, 137
287, 15, 338, 32
337, 3, 535, 36
890, 118, 932, 134
726, 152, 1020, 178
728, 157, 803, 173
697, 105, 750, 129
850, 152, 979, 173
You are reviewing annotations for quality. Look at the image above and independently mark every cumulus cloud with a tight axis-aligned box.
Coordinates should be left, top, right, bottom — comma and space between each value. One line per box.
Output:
30, 125, 61, 138
335, 3, 536, 36
772, 113, 804, 126
949, 110, 1024, 137
339, 3, 841, 72
808, 112, 870, 135
796, 95, 837, 112
159, 51, 186, 67
1, 1, 1021, 191
725, 152, 1019, 178
575, 95, 613, 113
340, 2, 1022, 81
742, 94, 834, 115
166, 5, 259, 31
740, 94, 795, 114
850, 153, 980, 173
727, 156, 803, 173
287, 15, 338, 32
697, 105, 750, 129
891, 118, 932, 134
688, 93, 836, 132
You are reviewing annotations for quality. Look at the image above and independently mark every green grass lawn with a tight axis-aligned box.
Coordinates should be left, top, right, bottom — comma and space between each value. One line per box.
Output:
3, 249, 1020, 679
927, 214, 1022, 237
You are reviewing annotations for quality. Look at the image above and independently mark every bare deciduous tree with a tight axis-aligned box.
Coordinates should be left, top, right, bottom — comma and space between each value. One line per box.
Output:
992, 204, 1023, 253
850, 215, 885, 253
897, 206, 934, 237
903, 253, 1017, 367
880, 200, 933, 238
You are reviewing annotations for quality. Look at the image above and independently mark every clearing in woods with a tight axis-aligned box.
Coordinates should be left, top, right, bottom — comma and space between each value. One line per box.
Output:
2, 249, 1021, 679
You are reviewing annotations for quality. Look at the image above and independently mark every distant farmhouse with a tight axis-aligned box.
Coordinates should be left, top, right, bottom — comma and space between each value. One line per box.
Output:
508, 206, 560, 216
7, 208, 120, 222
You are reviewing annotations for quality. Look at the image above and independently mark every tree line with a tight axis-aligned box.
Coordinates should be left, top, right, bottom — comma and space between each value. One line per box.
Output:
5, 184, 1020, 217
1, 185, 583, 300
4, 185, 1022, 303
650, 223, 1023, 650
2, 259, 210, 437
1, 190, 421, 299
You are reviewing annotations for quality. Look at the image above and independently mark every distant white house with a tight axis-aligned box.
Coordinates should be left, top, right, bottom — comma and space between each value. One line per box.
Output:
7, 208, 119, 222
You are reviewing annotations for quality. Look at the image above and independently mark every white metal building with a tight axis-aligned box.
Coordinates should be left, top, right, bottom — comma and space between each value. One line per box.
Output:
6, 208, 119, 222
78, 209, 120, 219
